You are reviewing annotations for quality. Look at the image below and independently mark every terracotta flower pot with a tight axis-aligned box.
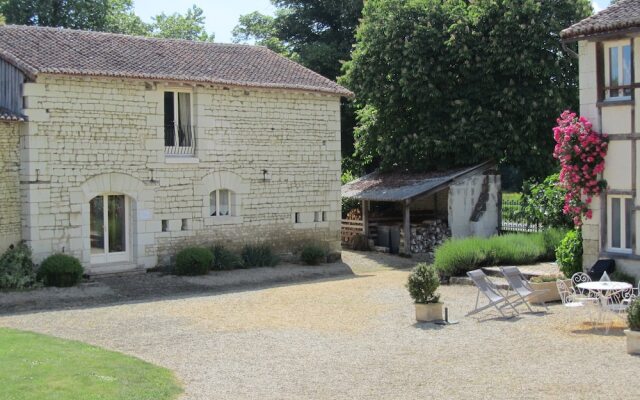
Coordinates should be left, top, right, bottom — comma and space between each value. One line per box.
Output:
415, 302, 443, 322
624, 329, 640, 355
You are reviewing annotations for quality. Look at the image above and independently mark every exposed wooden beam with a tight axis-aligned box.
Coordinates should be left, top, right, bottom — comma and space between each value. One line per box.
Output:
403, 200, 411, 255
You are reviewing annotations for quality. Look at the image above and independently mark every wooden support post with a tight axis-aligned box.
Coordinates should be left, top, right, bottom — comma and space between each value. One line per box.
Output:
403, 200, 411, 255
362, 200, 370, 237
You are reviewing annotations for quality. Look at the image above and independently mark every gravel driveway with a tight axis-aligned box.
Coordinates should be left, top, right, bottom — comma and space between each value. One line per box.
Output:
1, 251, 638, 399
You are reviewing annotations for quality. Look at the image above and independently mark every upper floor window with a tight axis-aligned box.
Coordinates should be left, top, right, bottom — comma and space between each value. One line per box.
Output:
164, 91, 194, 155
607, 195, 632, 253
605, 42, 632, 100
210, 189, 234, 216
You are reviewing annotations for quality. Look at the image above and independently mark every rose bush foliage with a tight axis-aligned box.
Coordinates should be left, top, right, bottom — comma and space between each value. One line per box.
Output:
553, 111, 608, 227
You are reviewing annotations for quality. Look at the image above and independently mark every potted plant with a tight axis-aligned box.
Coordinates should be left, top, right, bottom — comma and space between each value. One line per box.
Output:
624, 298, 640, 355
528, 274, 570, 304
406, 263, 443, 322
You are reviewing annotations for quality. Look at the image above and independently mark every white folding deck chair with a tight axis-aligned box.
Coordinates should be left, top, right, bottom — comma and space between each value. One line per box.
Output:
466, 269, 519, 318
500, 266, 549, 313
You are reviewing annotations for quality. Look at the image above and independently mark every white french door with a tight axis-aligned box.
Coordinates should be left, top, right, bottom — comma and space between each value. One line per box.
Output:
90, 194, 130, 264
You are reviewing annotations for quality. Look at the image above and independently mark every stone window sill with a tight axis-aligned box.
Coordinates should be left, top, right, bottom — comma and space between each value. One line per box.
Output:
597, 99, 635, 108
204, 216, 243, 226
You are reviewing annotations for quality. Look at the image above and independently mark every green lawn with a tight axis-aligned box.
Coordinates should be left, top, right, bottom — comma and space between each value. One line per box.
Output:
502, 192, 522, 202
0, 328, 182, 400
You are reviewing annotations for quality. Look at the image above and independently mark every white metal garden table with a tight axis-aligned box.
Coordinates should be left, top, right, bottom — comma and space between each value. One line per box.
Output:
576, 281, 633, 298
577, 281, 633, 332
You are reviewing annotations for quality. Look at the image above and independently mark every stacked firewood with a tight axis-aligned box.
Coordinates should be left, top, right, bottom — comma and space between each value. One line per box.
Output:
346, 208, 362, 221
409, 219, 451, 254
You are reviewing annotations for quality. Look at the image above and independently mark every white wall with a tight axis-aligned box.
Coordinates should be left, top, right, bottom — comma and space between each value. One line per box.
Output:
448, 174, 501, 238
20, 75, 342, 271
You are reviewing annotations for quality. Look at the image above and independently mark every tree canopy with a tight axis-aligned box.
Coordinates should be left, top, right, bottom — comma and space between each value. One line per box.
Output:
341, 0, 591, 178
0, 0, 112, 30
149, 5, 213, 41
0, 1, 214, 41
233, 0, 363, 80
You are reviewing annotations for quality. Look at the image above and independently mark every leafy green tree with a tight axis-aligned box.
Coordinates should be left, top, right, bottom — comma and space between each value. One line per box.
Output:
104, 0, 148, 36
518, 173, 573, 229
149, 4, 213, 41
0, 0, 111, 30
232, 11, 295, 58
234, 1, 362, 80
341, 0, 591, 178
0, 13, 5, 25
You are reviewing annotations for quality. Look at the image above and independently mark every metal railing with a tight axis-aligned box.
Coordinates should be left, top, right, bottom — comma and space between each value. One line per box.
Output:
164, 123, 195, 156
500, 199, 542, 233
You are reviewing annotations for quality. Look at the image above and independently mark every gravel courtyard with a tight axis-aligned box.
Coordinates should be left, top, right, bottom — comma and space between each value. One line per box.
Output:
1, 251, 638, 399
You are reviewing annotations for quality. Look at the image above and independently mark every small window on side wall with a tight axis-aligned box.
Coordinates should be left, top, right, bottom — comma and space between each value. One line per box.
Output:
210, 189, 233, 216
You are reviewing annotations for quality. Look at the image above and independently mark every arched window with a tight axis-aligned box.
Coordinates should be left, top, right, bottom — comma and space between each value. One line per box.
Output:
210, 189, 234, 216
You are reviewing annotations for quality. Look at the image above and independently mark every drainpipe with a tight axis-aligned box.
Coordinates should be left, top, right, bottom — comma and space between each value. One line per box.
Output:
562, 40, 579, 59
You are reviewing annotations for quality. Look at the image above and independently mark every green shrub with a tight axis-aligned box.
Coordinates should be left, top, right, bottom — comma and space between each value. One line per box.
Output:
175, 247, 213, 276
433, 237, 492, 278
611, 270, 636, 286
37, 254, 83, 287
300, 244, 326, 265
211, 245, 244, 270
627, 299, 640, 331
556, 229, 583, 278
0, 242, 37, 290
433, 230, 565, 278
241, 244, 279, 267
406, 263, 440, 304
518, 173, 573, 229
538, 228, 567, 260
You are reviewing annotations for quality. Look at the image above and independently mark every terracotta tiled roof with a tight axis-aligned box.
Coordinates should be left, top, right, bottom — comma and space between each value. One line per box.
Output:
0, 107, 25, 122
0, 25, 353, 96
561, 0, 640, 41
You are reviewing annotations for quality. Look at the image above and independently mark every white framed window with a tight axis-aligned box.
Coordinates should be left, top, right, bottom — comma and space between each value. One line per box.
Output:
164, 90, 194, 155
604, 41, 632, 100
607, 195, 633, 252
210, 189, 234, 216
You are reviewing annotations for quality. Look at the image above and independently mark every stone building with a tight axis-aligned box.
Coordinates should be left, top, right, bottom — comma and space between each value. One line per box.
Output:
562, 0, 640, 279
0, 25, 351, 274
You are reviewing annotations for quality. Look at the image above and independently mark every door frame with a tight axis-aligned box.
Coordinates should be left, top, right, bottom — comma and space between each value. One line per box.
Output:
90, 193, 131, 265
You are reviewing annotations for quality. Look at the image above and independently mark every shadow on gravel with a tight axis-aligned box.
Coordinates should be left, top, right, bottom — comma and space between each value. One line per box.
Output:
0, 262, 359, 316
412, 322, 445, 331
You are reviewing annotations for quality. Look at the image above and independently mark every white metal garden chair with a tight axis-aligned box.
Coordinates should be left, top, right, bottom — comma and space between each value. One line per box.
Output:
599, 288, 637, 333
571, 272, 599, 305
466, 269, 519, 318
500, 266, 549, 313
556, 279, 593, 326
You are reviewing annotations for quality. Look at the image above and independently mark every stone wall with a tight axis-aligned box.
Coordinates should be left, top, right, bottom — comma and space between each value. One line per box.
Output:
0, 121, 22, 252
21, 75, 342, 270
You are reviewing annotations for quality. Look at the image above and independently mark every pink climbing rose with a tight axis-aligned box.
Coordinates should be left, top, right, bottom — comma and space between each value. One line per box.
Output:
553, 111, 608, 227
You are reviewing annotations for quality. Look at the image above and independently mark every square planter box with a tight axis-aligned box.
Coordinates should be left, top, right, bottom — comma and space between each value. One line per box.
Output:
415, 302, 443, 322
527, 279, 570, 304
624, 330, 640, 355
